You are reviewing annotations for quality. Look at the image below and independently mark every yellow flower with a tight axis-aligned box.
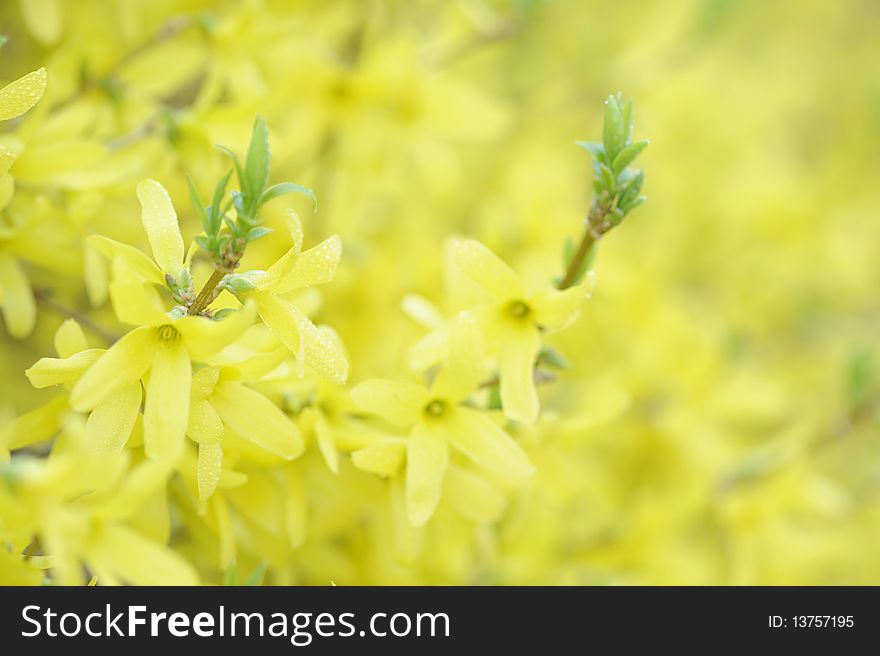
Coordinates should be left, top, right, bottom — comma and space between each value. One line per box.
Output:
233, 212, 348, 384
450, 239, 587, 425
352, 317, 533, 526
0, 65, 47, 338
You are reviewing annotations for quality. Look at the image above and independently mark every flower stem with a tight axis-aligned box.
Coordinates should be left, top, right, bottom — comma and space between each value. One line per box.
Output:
188, 268, 227, 315
557, 203, 611, 290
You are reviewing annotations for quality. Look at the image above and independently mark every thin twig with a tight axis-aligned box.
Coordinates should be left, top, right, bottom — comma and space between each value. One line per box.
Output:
33, 288, 119, 344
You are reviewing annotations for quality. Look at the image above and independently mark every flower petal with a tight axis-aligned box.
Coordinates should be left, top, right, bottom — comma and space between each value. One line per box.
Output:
351, 439, 406, 478
25, 349, 103, 388
54, 319, 88, 358
453, 239, 524, 301
85, 382, 142, 453
136, 178, 185, 277
530, 284, 587, 331
432, 315, 487, 403
176, 300, 256, 359
406, 422, 449, 527
143, 341, 190, 463
197, 442, 223, 502
272, 235, 341, 294
313, 413, 338, 473
258, 211, 304, 290
444, 465, 507, 523
87, 235, 164, 286
211, 380, 303, 459
87, 525, 198, 585
70, 326, 159, 412
350, 379, 428, 427
108, 257, 169, 326
186, 399, 224, 444
0, 253, 36, 339
256, 293, 347, 383
499, 326, 541, 424
444, 406, 534, 479
0, 67, 47, 121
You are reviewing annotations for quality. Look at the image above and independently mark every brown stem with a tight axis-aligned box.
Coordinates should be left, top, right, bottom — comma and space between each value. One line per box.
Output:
33, 288, 118, 344
188, 268, 227, 315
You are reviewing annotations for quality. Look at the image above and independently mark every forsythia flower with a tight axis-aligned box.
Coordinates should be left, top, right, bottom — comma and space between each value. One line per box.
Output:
0, 65, 47, 338
352, 317, 534, 526
449, 239, 588, 424
232, 213, 348, 385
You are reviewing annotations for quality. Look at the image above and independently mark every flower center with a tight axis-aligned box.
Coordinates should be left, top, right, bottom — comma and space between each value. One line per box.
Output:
156, 324, 181, 342
423, 399, 448, 418
507, 300, 532, 320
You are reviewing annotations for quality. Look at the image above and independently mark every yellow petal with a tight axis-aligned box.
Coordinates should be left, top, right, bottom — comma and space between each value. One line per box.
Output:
530, 284, 587, 331
176, 300, 256, 359
87, 525, 198, 585
313, 414, 338, 473
87, 235, 164, 286
70, 326, 158, 412
97, 460, 172, 521
136, 178, 184, 277
5, 396, 68, 450
283, 464, 307, 548
0, 253, 36, 339
25, 349, 103, 388
143, 341, 190, 463
258, 211, 304, 290
190, 366, 220, 400
444, 465, 507, 523
186, 399, 224, 444
54, 318, 88, 358
406, 423, 449, 527
0, 173, 13, 212
499, 326, 541, 424
0, 146, 17, 176
272, 235, 342, 294
390, 477, 423, 566
350, 379, 428, 427
108, 258, 169, 326
432, 315, 487, 403
84, 239, 108, 306
19, 0, 62, 46
351, 439, 406, 478
85, 382, 142, 453
444, 406, 534, 479
197, 442, 223, 502
453, 239, 524, 301
211, 381, 303, 459
0, 67, 47, 121
256, 293, 347, 383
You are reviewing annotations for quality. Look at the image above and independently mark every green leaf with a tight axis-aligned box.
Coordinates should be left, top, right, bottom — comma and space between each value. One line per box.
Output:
216, 145, 247, 196
186, 175, 211, 236
212, 308, 236, 320
209, 169, 233, 234
230, 190, 245, 220
611, 140, 648, 175
260, 182, 318, 212
194, 235, 213, 254
576, 141, 606, 165
617, 170, 644, 210
246, 226, 272, 242
538, 347, 570, 370
245, 115, 270, 211
602, 94, 626, 162
243, 561, 268, 586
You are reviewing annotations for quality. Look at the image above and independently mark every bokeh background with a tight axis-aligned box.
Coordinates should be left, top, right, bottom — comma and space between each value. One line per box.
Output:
2, 0, 880, 584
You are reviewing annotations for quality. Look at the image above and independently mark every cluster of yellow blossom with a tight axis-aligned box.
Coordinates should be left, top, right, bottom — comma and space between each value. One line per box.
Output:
2, 1, 880, 586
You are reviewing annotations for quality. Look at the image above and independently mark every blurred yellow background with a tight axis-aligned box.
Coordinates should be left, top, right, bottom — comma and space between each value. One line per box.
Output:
2, 0, 880, 584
